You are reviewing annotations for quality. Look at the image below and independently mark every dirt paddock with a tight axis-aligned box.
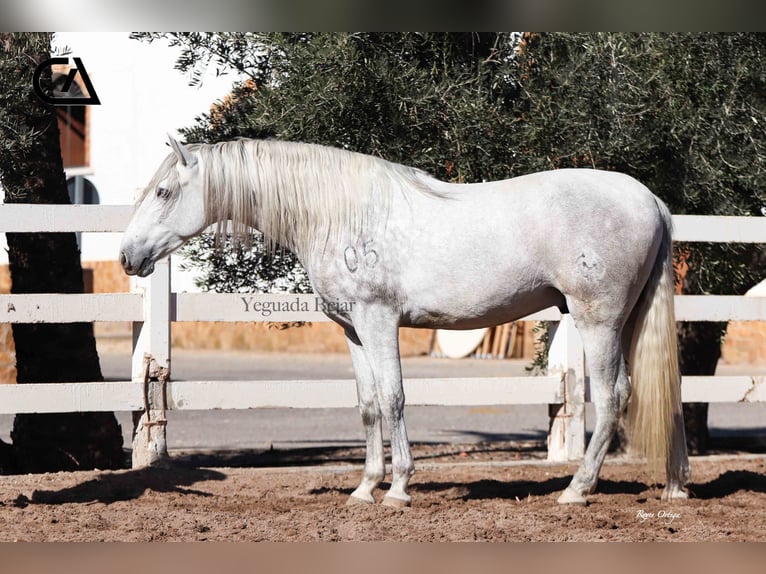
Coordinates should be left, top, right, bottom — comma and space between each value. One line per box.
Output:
1, 442, 765, 542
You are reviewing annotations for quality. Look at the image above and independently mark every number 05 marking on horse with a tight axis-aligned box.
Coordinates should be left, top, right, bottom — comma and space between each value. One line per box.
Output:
344, 241, 379, 274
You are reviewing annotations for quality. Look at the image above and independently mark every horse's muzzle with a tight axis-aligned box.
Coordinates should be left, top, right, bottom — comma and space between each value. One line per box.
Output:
120, 250, 154, 277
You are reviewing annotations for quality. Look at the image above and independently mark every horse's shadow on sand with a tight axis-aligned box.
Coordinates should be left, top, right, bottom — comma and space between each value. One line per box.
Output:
690, 470, 766, 499
412, 476, 650, 500
313, 476, 650, 500
15, 466, 226, 507
317, 471, 766, 501
16, 450, 766, 506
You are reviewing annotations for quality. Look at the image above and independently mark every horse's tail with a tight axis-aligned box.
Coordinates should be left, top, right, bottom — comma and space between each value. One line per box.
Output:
626, 197, 681, 474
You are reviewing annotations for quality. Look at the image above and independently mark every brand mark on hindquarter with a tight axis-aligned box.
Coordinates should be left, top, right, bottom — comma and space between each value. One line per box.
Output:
575, 249, 605, 280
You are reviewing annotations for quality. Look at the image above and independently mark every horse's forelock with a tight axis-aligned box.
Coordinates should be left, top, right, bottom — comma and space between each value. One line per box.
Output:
136, 153, 182, 206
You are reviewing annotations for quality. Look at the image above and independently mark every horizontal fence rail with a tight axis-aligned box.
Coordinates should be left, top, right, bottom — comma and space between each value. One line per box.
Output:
675, 295, 766, 321
0, 376, 566, 414
0, 205, 764, 465
3, 292, 766, 324
0, 293, 142, 323
4, 374, 766, 415
673, 215, 766, 243
0, 204, 133, 233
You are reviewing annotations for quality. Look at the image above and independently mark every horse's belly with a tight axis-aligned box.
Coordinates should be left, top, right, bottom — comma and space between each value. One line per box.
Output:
399, 285, 565, 330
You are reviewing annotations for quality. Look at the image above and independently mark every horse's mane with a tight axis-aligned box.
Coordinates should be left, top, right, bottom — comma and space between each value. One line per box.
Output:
140, 138, 448, 253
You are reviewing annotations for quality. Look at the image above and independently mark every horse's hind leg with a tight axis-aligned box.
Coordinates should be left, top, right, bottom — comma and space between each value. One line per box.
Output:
345, 329, 385, 505
558, 322, 629, 505
662, 412, 690, 500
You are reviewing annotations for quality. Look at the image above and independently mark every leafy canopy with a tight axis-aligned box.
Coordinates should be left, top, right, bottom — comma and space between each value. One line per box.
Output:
513, 33, 766, 296
133, 32, 520, 292
136, 33, 766, 299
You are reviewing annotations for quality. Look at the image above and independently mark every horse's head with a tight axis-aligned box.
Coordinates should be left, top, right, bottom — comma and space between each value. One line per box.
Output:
120, 136, 208, 276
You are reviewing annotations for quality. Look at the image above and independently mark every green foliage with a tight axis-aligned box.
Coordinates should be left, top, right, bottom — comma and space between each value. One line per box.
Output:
512, 33, 766, 297
166, 32, 521, 182
0, 33, 57, 200
136, 33, 521, 293
178, 233, 311, 294
525, 321, 550, 374
131, 33, 270, 87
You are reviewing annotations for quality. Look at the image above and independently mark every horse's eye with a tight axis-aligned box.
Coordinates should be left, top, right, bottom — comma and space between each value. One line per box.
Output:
156, 187, 170, 200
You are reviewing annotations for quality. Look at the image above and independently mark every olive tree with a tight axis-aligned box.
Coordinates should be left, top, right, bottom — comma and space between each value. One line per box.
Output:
132, 32, 521, 293
138, 32, 766, 452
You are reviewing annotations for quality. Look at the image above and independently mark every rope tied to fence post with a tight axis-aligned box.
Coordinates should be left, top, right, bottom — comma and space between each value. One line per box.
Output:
142, 352, 169, 442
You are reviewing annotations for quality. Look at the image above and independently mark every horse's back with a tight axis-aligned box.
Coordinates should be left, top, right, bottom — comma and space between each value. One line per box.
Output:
391, 168, 665, 328
409, 168, 664, 274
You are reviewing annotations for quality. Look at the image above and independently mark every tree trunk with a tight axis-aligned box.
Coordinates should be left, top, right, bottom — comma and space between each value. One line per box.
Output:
0, 33, 124, 473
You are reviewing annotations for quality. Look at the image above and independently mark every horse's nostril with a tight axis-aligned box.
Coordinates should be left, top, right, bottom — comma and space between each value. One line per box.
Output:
119, 251, 128, 269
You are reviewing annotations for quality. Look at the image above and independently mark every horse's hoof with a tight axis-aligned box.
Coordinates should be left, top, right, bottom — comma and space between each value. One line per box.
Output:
346, 493, 375, 506
382, 494, 411, 508
557, 488, 588, 506
661, 486, 690, 501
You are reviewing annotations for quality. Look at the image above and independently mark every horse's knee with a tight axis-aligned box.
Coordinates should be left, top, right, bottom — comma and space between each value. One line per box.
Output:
359, 400, 380, 426
379, 390, 405, 422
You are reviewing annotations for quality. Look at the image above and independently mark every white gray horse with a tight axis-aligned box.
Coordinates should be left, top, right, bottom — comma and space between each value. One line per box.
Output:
120, 136, 690, 506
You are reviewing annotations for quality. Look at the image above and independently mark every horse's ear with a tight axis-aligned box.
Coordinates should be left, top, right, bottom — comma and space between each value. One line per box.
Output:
167, 134, 197, 168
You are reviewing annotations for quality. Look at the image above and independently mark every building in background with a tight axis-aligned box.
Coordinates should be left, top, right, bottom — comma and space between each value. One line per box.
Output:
1, 32, 241, 292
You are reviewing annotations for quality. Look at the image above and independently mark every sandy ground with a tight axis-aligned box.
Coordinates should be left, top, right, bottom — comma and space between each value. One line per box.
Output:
3, 348, 765, 543
1, 443, 765, 542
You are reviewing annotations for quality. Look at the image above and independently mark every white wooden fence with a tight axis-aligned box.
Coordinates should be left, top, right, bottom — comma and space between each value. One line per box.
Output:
0, 204, 765, 466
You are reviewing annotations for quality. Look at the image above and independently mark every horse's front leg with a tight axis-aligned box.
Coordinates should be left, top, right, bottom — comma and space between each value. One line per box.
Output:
345, 328, 385, 505
354, 306, 414, 507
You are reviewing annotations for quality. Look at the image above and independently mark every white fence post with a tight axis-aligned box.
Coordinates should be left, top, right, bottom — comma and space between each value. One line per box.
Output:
130, 256, 171, 468
546, 315, 586, 462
